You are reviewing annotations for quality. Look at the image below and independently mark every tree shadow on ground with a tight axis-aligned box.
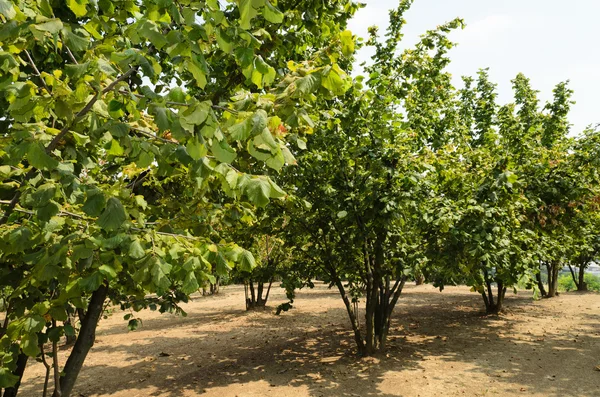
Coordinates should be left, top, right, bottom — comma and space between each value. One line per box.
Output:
18, 286, 600, 397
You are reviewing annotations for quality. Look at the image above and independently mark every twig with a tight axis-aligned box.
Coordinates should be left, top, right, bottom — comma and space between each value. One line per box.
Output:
130, 127, 177, 144
0, 200, 90, 220
65, 45, 78, 65
24, 50, 51, 93
116, 90, 238, 114
131, 227, 201, 240
47, 66, 139, 154
0, 67, 140, 224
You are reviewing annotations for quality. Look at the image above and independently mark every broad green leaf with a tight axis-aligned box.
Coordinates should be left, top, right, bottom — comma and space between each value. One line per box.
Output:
97, 197, 127, 231
21, 332, 40, 357
99, 264, 117, 279
244, 177, 271, 207
340, 30, 355, 56
186, 138, 207, 160
79, 272, 104, 292
129, 239, 146, 259
211, 140, 237, 164
263, 1, 283, 24
0, 368, 20, 388
31, 183, 56, 207
107, 139, 124, 156
35, 19, 64, 34
28, 143, 59, 170
23, 315, 45, 333
238, 249, 256, 271
150, 257, 172, 290
182, 271, 199, 294
66, 0, 88, 17
83, 190, 106, 217
238, 0, 263, 30
0, 0, 16, 19
63, 29, 89, 51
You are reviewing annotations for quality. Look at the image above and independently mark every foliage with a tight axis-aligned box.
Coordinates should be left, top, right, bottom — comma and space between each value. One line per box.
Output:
558, 273, 600, 292
0, 0, 358, 394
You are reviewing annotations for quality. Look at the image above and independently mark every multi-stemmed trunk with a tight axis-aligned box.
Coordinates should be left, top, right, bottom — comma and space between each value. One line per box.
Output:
244, 279, 273, 310
329, 237, 407, 356
480, 271, 507, 314
202, 276, 220, 296
544, 261, 561, 298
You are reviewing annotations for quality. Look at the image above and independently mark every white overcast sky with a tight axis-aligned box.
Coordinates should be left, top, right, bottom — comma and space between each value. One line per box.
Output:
347, 0, 600, 134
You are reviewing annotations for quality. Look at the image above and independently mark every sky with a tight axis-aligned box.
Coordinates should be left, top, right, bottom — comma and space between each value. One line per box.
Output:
347, 0, 600, 135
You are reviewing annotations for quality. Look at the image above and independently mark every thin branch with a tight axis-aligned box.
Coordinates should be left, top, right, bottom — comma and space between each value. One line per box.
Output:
0, 67, 140, 224
130, 227, 201, 240
116, 90, 239, 114
24, 50, 51, 93
0, 200, 90, 220
47, 66, 139, 154
130, 127, 177, 144
65, 46, 78, 65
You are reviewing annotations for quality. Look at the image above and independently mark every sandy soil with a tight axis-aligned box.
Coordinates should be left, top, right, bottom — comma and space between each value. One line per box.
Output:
18, 284, 600, 397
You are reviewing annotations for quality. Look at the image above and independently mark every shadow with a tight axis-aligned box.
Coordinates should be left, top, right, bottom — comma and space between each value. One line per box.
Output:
17, 286, 600, 397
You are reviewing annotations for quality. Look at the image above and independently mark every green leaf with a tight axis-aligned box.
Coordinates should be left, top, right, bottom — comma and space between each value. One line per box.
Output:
99, 264, 117, 279
340, 30, 354, 56
150, 257, 172, 290
35, 19, 64, 34
129, 239, 146, 259
28, 143, 59, 171
66, 0, 88, 17
182, 271, 199, 294
238, 0, 263, 30
97, 197, 127, 231
23, 315, 45, 333
293, 73, 321, 98
83, 190, 106, 217
21, 332, 40, 357
238, 249, 256, 271
0, 0, 16, 20
187, 59, 207, 89
263, 1, 283, 23
186, 138, 207, 160
37, 201, 60, 222
79, 272, 104, 292
0, 368, 20, 388
211, 140, 237, 164
31, 183, 56, 207
244, 177, 271, 207
63, 29, 89, 51
107, 139, 124, 156
140, 20, 168, 49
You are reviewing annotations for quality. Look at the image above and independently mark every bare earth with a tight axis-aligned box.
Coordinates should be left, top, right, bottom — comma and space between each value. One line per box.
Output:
19, 284, 600, 397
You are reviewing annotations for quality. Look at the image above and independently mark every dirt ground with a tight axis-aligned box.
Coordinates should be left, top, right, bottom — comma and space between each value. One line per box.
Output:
18, 284, 600, 397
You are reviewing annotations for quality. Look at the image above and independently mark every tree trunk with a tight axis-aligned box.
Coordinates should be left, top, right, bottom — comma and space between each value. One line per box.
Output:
245, 280, 269, 310
536, 268, 547, 297
545, 262, 560, 298
414, 274, 425, 286
334, 278, 365, 356
578, 264, 587, 291
52, 283, 108, 397
568, 264, 580, 290
481, 280, 506, 314
2, 353, 28, 397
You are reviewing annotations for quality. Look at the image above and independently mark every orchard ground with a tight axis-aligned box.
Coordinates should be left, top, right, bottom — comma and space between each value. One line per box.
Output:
18, 284, 600, 397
